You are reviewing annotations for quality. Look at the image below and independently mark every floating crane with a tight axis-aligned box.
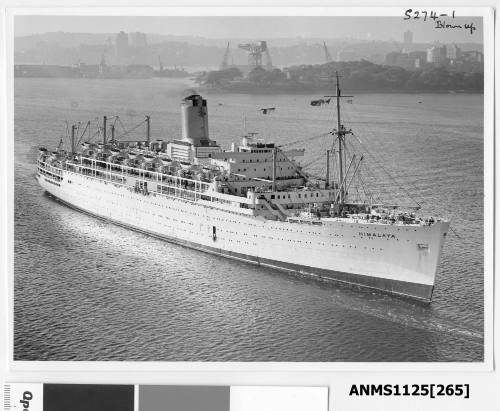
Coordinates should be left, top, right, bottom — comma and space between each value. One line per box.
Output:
238, 41, 272, 69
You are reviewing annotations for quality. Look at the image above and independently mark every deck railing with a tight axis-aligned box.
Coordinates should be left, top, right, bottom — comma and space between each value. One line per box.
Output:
37, 157, 255, 214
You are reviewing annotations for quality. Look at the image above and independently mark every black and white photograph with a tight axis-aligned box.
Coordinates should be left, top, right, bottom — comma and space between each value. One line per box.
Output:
11, 10, 489, 363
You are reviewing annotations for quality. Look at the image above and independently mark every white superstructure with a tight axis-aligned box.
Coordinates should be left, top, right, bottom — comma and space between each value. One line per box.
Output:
36, 81, 449, 301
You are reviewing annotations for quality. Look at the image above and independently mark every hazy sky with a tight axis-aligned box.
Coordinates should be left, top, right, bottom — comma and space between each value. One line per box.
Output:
15, 15, 483, 43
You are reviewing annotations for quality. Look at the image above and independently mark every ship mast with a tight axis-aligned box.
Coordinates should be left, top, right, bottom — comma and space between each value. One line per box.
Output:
71, 125, 76, 156
336, 73, 344, 203
326, 71, 352, 204
103, 115, 107, 146
146, 115, 151, 144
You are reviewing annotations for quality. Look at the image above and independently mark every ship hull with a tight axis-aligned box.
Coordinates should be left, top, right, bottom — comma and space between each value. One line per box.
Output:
36, 170, 449, 301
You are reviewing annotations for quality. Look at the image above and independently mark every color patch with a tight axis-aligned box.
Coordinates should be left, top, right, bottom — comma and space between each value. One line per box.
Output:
230, 386, 329, 411
43, 384, 134, 411
139, 386, 230, 411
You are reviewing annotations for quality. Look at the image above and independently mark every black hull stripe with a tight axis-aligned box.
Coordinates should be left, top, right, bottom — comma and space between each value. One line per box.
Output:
45, 191, 434, 302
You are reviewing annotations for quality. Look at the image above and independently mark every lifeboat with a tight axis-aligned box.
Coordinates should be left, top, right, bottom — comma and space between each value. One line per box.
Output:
150, 140, 164, 152
179, 161, 191, 170
151, 157, 163, 170
96, 148, 112, 161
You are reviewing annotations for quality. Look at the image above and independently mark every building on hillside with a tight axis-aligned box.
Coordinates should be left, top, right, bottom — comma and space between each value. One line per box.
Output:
426, 45, 447, 65
385, 51, 410, 69
408, 51, 427, 69
129, 32, 148, 49
115, 31, 129, 60
446, 44, 462, 61
462, 50, 483, 63
403, 30, 413, 46
385, 50, 427, 70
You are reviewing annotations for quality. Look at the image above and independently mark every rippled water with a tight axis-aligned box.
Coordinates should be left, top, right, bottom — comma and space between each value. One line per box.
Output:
14, 78, 484, 361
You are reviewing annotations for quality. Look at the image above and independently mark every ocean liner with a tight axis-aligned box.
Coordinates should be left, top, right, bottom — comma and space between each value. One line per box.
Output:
36, 74, 449, 301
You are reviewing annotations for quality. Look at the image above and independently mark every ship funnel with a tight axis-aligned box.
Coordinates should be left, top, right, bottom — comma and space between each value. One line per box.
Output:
181, 94, 210, 147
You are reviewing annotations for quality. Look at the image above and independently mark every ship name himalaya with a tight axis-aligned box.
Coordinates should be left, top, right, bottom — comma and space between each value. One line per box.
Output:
37, 75, 449, 301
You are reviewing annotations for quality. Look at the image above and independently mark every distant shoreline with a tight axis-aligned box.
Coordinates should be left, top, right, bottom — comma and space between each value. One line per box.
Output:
13, 76, 483, 95
202, 87, 484, 95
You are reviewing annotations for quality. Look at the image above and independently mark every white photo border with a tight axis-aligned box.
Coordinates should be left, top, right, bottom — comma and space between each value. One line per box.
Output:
1, 5, 494, 375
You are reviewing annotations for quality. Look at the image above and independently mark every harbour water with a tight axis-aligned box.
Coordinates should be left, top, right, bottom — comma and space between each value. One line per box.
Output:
14, 78, 484, 361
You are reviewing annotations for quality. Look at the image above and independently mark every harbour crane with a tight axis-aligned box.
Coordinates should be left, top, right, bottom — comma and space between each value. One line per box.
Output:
323, 41, 333, 63
220, 42, 232, 70
237, 41, 272, 69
